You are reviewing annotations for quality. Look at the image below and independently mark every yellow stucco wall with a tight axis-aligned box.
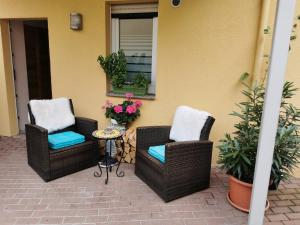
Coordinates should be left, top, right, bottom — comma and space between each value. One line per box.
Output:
0, 20, 18, 136
0, 0, 262, 168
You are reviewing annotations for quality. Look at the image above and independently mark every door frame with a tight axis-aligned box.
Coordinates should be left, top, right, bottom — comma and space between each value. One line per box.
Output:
0, 19, 19, 136
0, 18, 51, 136
10, 20, 30, 132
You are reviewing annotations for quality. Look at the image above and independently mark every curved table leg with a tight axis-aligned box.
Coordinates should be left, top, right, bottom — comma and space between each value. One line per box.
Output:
94, 162, 102, 177
105, 157, 109, 184
116, 137, 125, 177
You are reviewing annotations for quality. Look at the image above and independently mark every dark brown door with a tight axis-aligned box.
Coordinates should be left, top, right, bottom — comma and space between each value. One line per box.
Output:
24, 22, 52, 100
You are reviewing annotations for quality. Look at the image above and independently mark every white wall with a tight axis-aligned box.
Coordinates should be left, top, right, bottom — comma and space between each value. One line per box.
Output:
10, 20, 29, 132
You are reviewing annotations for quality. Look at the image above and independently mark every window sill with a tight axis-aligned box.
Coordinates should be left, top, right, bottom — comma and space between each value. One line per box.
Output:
106, 92, 155, 100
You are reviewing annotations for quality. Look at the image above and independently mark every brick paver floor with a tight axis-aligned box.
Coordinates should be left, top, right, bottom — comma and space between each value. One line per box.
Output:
0, 135, 300, 225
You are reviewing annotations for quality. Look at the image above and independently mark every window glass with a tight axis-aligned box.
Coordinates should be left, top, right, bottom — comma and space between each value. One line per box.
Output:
119, 19, 153, 82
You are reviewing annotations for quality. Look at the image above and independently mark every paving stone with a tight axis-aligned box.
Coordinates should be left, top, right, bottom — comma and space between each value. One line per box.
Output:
293, 194, 300, 198
25, 204, 48, 210
106, 222, 141, 225
15, 217, 41, 224
269, 191, 281, 195
289, 206, 300, 213
0, 217, 17, 225
278, 195, 297, 200
62, 216, 85, 224
291, 199, 300, 205
142, 219, 186, 225
269, 200, 277, 207
286, 213, 300, 220
284, 184, 300, 189
280, 189, 299, 194
271, 207, 292, 214
84, 215, 108, 223
269, 195, 280, 201
39, 216, 64, 224
274, 200, 295, 207
264, 222, 284, 225
290, 179, 300, 184
282, 220, 300, 225
267, 214, 289, 221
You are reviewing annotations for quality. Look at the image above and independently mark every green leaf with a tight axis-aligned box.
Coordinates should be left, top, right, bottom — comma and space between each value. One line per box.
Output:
240, 153, 251, 165
264, 26, 271, 34
240, 72, 250, 82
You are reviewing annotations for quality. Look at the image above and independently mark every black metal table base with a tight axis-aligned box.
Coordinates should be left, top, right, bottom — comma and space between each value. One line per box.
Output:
94, 137, 125, 184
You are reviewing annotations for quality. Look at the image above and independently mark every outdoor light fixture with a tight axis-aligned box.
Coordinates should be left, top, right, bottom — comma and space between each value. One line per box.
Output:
171, 0, 182, 7
70, 13, 82, 30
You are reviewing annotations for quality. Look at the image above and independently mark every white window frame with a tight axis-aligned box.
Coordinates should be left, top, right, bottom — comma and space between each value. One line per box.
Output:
110, 11, 158, 95
111, 18, 119, 53
148, 17, 158, 94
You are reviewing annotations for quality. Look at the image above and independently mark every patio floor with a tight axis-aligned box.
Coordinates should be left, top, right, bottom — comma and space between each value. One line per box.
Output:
0, 136, 300, 225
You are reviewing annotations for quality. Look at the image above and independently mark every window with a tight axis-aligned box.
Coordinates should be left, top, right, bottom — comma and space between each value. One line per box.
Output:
110, 3, 158, 96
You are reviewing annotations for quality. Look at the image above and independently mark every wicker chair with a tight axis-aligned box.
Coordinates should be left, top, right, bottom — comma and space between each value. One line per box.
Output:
135, 116, 215, 202
25, 99, 99, 182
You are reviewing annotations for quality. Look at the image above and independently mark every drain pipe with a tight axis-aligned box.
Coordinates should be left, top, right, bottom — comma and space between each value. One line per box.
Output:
251, 0, 271, 84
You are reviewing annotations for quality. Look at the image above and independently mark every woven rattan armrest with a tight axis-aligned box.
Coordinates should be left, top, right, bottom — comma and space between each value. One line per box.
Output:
75, 117, 98, 141
25, 124, 50, 170
136, 126, 171, 151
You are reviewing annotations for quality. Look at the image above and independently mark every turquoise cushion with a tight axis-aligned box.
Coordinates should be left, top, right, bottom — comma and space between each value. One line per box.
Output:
48, 131, 85, 150
148, 145, 165, 163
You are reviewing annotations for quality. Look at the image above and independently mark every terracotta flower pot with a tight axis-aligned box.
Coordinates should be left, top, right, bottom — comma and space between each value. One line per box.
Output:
227, 175, 269, 213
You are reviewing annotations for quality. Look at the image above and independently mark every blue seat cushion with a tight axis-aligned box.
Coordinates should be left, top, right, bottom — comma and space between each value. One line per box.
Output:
148, 145, 165, 163
48, 131, 85, 150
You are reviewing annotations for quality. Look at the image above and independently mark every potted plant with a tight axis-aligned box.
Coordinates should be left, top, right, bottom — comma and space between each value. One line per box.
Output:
133, 73, 150, 95
97, 49, 127, 89
218, 81, 300, 212
102, 93, 143, 130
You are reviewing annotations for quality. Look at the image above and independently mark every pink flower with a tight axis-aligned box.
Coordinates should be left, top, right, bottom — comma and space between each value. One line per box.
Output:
135, 100, 142, 108
114, 105, 123, 114
102, 100, 113, 109
126, 105, 137, 114
125, 92, 134, 100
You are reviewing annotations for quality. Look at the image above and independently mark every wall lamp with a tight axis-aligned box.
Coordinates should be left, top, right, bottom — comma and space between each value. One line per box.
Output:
70, 12, 82, 30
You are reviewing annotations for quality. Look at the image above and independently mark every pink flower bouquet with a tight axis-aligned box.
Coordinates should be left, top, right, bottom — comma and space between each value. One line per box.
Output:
102, 93, 142, 125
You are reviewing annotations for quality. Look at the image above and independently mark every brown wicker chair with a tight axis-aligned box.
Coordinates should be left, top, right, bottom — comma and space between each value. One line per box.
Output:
135, 116, 215, 202
25, 99, 99, 182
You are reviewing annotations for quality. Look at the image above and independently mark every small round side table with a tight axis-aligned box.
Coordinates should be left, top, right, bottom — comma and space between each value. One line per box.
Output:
92, 128, 125, 184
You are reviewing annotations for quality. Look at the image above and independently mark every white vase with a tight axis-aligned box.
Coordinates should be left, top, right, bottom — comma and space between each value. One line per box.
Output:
110, 119, 126, 134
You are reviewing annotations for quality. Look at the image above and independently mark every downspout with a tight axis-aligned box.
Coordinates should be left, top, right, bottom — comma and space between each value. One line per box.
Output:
251, 0, 272, 84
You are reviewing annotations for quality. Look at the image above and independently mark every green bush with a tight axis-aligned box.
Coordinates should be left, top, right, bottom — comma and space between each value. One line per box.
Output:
218, 82, 300, 187
133, 73, 150, 88
97, 49, 127, 88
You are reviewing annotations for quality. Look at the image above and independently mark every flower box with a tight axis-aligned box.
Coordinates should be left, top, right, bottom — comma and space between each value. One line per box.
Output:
112, 85, 147, 96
